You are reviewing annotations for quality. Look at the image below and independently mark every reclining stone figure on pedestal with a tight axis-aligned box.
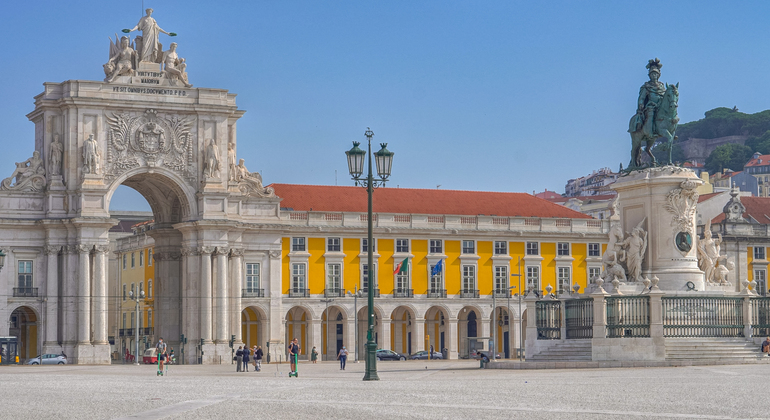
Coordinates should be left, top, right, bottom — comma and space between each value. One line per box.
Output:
103, 36, 137, 82
1, 151, 46, 191
162, 43, 192, 87
235, 159, 275, 198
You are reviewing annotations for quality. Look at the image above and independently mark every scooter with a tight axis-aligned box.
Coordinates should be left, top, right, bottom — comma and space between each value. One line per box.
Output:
157, 356, 165, 376
288, 353, 298, 378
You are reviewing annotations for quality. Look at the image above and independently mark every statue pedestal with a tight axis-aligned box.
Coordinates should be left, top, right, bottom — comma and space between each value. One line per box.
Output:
612, 166, 704, 292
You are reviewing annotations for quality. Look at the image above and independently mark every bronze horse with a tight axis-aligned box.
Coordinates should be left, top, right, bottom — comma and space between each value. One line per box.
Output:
629, 83, 679, 168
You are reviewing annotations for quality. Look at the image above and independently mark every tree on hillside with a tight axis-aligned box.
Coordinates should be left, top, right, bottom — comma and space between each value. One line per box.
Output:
676, 107, 770, 141
744, 130, 770, 155
704, 143, 753, 174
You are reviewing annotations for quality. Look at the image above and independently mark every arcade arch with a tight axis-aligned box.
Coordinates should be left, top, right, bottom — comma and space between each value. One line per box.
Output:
285, 306, 311, 361
241, 306, 268, 349
356, 305, 383, 358
321, 305, 347, 361
424, 306, 448, 356
390, 306, 416, 355
9, 306, 38, 362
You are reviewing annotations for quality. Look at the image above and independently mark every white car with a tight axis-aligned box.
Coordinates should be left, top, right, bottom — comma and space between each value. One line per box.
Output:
27, 354, 67, 365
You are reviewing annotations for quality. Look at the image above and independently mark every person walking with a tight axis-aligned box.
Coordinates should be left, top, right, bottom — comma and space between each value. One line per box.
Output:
762, 337, 770, 356
156, 337, 168, 373
235, 346, 243, 372
255, 346, 263, 372
337, 346, 348, 370
311, 346, 318, 364
242, 346, 250, 372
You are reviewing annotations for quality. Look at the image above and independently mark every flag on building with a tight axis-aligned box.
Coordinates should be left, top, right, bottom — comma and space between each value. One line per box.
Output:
431, 259, 443, 276
394, 257, 409, 275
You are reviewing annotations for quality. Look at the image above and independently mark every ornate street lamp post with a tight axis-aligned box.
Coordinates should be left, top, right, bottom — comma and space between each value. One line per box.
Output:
345, 128, 394, 381
128, 289, 145, 366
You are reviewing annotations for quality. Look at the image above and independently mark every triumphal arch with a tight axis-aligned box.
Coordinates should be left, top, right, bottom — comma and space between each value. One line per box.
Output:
0, 10, 282, 364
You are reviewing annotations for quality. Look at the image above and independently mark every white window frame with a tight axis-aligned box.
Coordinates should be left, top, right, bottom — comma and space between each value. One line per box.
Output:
526, 266, 540, 292
558, 267, 571, 295
362, 262, 378, 291
123, 284, 127, 301
588, 266, 601, 282
326, 263, 342, 291
139, 250, 144, 267
396, 239, 409, 253
148, 309, 152, 329
17, 260, 33, 289
361, 238, 376, 253
526, 242, 539, 256
429, 262, 443, 292
327, 237, 341, 252
147, 280, 152, 299
494, 265, 508, 293
148, 249, 153, 266
462, 240, 476, 255
122, 254, 127, 270
755, 247, 766, 260
429, 239, 443, 254
494, 241, 507, 255
131, 252, 135, 268
462, 265, 477, 292
246, 263, 260, 291
291, 237, 306, 252
122, 312, 126, 329
396, 269, 410, 291
588, 243, 601, 257
755, 269, 767, 297
291, 263, 307, 291
557, 242, 570, 257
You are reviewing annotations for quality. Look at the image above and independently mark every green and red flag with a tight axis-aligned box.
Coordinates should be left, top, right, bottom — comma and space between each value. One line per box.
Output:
394, 257, 408, 275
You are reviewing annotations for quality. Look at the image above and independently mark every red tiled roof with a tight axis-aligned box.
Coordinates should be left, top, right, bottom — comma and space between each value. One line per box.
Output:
535, 190, 562, 200
683, 161, 704, 168
269, 184, 592, 219
712, 196, 770, 224
745, 155, 770, 167
698, 192, 723, 203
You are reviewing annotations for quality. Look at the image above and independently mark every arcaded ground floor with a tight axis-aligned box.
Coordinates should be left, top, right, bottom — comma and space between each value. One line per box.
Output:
1, 360, 767, 419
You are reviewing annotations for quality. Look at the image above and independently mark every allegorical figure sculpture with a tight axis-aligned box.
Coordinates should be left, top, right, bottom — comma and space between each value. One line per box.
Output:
124, 8, 175, 63
162, 43, 192, 87
203, 139, 220, 178
49, 134, 63, 176
622, 223, 648, 282
628, 58, 680, 168
227, 143, 237, 182
236, 159, 275, 197
1, 151, 47, 191
104, 36, 137, 82
83, 134, 100, 174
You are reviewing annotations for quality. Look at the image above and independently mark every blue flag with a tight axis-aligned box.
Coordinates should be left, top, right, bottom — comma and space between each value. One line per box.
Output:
431, 259, 443, 276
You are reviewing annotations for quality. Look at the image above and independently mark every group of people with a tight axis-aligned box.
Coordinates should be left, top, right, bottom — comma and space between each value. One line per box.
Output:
235, 345, 263, 372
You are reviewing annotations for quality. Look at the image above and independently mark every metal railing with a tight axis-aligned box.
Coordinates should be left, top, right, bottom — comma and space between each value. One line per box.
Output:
493, 289, 511, 298
125, 328, 135, 336
119, 328, 127, 337
362, 288, 381, 297
565, 298, 593, 339
662, 296, 744, 337
393, 288, 413, 298
427, 289, 447, 298
288, 288, 310, 298
460, 289, 480, 298
751, 297, 770, 337
607, 296, 650, 338
141, 327, 154, 336
12, 287, 38, 297
324, 288, 345, 298
242, 288, 265, 298
536, 300, 561, 339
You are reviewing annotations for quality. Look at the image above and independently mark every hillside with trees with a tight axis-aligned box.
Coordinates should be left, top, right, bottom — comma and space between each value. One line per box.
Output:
650, 107, 770, 173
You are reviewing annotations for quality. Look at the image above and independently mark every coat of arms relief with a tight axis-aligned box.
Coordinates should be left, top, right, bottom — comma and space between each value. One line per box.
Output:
105, 109, 195, 182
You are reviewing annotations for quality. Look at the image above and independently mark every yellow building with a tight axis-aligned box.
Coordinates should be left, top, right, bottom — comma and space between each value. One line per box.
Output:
116, 221, 155, 361
262, 184, 608, 361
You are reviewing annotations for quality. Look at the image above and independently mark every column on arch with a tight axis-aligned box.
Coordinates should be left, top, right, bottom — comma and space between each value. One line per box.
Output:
44, 245, 60, 347
447, 318, 458, 360
92, 245, 109, 344
199, 246, 213, 343
76, 244, 92, 344
214, 247, 229, 343
230, 249, 244, 344
380, 317, 391, 352
414, 318, 425, 353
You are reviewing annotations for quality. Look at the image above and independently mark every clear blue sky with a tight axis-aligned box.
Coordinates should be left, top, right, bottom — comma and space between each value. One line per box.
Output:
2, 1, 769, 211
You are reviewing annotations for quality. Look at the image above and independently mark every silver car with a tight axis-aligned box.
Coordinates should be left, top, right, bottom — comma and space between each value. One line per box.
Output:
27, 354, 67, 365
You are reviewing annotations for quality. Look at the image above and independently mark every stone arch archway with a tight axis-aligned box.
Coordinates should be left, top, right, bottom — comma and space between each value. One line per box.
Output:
356, 305, 383, 358
106, 167, 198, 224
9, 306, 39, 362
285, 306, 311, 361
390, 306, 416, 355
321, 305, 347, 361
242, 306, 268, 350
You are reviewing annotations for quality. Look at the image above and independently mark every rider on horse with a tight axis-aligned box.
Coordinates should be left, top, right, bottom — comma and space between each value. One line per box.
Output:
630, 58, 665, 139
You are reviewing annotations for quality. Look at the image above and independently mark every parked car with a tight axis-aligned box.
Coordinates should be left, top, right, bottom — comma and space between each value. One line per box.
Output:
142, 348, 158, 364
376, 349, 407, 361
409, 350, 443, 360
470, 349, 502, 362
27, 354, 67, 365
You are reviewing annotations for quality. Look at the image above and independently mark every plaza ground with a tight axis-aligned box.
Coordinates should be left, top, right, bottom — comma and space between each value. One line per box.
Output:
1, 360, 767, 419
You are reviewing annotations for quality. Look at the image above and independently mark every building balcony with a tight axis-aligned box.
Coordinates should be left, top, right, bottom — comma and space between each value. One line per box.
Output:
125, 328, 135, 337
13, 287, 38, 298
361, 288, 380, 298
493, 289, 511, 298
324, 288, 345, 298
140, 327, 154, 336
393, 288, 414, 298
460, 289, 480, 298
242, 288, 265, 298
288, 288, 310, 298
119, 328, 127, 337
427, 289, 447, 298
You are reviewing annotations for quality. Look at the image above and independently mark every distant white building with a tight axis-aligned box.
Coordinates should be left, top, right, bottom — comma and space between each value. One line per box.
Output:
564, 167, 618, 197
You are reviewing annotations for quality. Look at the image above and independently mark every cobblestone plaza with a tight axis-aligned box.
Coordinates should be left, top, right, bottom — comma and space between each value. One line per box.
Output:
2, 361, 768, 419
